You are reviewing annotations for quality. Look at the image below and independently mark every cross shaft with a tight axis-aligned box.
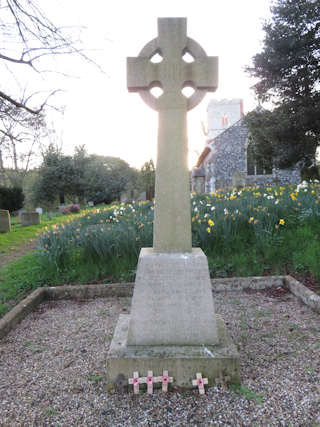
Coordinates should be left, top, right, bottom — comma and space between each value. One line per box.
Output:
127, 18, 218, 252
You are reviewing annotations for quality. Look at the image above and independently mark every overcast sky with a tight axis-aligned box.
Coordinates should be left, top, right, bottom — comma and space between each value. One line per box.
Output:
34, 0, 273, 169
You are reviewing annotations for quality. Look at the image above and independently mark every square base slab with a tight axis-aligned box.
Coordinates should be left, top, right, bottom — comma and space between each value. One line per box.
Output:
106, 314, 240, 388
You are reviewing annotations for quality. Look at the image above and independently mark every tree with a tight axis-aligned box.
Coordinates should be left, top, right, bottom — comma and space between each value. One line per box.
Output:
245, 0, 320, 170
32, 145, 75, 205
139, 159, 155, 200
32, 147, 135, 206
0, 101, 46, 172
0, 0, 90, 115
83, 155, 135, 204
0, 1, 100, 186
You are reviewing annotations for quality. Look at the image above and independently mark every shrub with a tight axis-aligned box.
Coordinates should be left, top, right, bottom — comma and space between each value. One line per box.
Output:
69, 203, 80, 213
0, 186, 24, 212
59, 206, 70, 215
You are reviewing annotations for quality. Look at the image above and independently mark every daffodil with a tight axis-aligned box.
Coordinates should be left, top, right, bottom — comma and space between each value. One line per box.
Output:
208, 219, 214, 227
248, 217, 254, 224
206, 227, 211, 233
279, 219, 285, 225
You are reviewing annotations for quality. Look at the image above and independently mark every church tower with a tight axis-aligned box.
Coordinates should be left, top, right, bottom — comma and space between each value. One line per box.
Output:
207, 99, 244, 139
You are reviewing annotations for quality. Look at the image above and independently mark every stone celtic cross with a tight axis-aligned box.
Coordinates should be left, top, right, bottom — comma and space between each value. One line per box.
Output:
127, 18, 218, 253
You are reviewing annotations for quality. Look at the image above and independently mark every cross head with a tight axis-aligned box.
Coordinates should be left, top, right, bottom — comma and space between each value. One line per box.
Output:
127, 18, 218, 112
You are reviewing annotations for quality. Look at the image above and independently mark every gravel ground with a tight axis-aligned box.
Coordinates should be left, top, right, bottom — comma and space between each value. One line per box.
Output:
0, 290, 319, 426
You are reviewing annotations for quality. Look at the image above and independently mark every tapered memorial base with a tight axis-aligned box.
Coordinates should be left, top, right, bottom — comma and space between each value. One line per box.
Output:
106, 247, 240, 389
106, 314, 240, 388
127, 248, 218, 346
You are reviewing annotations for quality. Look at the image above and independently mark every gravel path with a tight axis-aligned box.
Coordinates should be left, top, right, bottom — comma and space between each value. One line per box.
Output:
0, 291, 319, 426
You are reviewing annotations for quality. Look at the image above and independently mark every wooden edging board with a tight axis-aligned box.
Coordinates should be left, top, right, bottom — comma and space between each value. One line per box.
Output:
0, 276, 319, 341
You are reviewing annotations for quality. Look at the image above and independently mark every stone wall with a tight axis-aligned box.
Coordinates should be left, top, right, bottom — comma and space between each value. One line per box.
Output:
203, 119, 301, 192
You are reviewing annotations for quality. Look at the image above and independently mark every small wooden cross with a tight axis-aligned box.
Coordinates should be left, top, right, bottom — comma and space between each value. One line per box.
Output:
140, 370, 157, 394
155, 370, 173, 392
215, 374, 231, 390
128, 371, 141, 394
192, 373, 208, 395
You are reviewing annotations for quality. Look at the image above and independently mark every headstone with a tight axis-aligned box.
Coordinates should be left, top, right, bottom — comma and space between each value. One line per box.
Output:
209, 176, 216, 193
35, 207, 43, 215
215, 178, 227, 190
232, 170, 246, 188
137, 191, 147, 201
120, 192, 130, 204
0, 209, 11, 233
88, 201, 94, 207
191, 167, 206, 193
21, 211, 41, 226
107, 17, 240, 388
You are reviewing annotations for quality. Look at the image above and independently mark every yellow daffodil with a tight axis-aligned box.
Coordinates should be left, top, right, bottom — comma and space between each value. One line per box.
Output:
208, 219, 214, 227
279, 219, 285, 225
248, 217, 254, 224
206, 227, 211, 233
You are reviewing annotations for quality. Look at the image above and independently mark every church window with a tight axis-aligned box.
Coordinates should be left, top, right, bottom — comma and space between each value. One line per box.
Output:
221, 114, 229, 127
247, 138, 273, 175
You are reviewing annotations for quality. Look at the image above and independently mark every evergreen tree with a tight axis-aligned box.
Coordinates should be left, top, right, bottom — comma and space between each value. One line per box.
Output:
245, 0, 320, 170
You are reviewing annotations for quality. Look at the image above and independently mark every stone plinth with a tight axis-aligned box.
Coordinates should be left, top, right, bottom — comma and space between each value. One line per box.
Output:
0, 209, 11, 233
106, 248, 240, 388
127, 248, 218, 346
21, 212, 40, 226
106, 314, 240, 388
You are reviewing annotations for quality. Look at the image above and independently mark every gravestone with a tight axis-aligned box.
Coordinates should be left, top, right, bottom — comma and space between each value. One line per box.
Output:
215, 177, 227, 190
107, 18, 239, 388
0, 210, 11, 233
21, 212, 41, 226
35, 207, 43, 215
192, 167, 206, 194
232, 170, 246, 189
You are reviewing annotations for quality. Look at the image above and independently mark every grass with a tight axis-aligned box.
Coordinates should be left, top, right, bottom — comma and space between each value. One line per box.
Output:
1, 182, 320, 318
0, 212, 83, 254
229, 384, 263, 404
